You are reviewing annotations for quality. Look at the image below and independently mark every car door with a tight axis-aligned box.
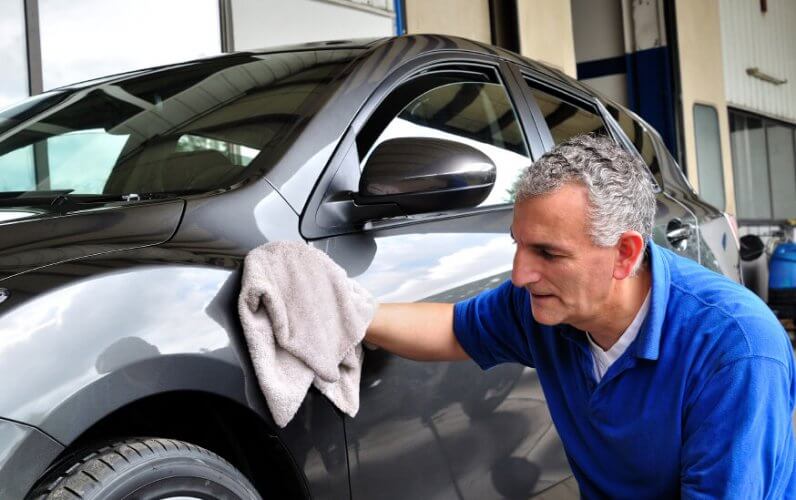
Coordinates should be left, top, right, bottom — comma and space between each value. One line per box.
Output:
304, 56, 575, 499
513, 67, 701, 262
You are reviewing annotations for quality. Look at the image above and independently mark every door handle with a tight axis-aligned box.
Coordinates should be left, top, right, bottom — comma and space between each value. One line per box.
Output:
666, 219, 694, 251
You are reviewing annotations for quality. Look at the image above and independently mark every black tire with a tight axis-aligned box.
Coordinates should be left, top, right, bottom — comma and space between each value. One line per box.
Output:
27, 437, 262, 500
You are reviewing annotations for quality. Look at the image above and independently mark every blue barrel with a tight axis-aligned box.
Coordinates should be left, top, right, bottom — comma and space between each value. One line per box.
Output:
769, 242, 796, 320
770, 242, 796, 289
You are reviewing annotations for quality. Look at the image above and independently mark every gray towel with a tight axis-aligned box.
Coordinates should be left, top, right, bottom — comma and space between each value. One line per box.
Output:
238, 241, 377, 428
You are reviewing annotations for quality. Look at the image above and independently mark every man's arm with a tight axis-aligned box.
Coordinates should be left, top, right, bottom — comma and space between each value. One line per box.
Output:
364, 303, 470, 362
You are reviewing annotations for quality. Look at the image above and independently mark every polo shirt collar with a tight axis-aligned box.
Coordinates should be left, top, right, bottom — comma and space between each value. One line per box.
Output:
632, 239, 671, 361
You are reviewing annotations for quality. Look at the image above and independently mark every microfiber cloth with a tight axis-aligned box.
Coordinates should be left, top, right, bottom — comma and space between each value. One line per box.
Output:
238, 241, 377, 428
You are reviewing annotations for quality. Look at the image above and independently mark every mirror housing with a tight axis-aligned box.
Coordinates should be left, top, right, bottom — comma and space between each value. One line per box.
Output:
354, 137, 497, 216
739, 234, 765, 262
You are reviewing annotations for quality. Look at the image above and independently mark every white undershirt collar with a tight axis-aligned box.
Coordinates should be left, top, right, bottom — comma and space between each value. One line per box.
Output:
586, 290, 651, 382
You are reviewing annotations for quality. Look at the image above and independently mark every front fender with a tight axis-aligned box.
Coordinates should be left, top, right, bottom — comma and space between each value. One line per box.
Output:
0, 264, 269, 443
0, 418, 63, 500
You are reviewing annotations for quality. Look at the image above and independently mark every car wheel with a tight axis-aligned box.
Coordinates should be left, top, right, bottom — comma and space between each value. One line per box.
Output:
28, 437, 261, 500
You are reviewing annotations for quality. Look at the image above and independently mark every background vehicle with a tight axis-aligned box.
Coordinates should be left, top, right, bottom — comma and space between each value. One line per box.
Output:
0, 35, 740, 499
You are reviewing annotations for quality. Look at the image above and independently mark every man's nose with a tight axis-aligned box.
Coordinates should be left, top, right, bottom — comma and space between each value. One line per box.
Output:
511, 249, 542, 287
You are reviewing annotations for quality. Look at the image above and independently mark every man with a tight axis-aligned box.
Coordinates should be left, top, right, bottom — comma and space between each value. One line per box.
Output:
365, 134, 796, 498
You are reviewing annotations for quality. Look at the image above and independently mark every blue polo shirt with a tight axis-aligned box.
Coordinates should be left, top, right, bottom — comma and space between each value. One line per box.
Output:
453, 240, 796, 499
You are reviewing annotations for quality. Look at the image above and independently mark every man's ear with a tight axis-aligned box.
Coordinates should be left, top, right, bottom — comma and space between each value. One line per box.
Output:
613, 231, 645, 280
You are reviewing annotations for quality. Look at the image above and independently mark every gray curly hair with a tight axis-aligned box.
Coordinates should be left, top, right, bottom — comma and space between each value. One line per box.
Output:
513, 134, 656, 250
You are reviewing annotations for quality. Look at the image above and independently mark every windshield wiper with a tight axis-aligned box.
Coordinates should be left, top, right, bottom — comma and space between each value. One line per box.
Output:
125, 189, 204, 200
0, 189, 72, 200
0, 189, 200, 209
0, 190, 122, 209
0, 189, 76, 207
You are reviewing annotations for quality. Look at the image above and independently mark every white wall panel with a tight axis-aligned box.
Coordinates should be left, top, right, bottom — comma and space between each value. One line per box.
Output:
675, 0, 735, 212
517, 0, 577, 77
232, 0, 394, 51
571, 0, 624, 63
405, 0, 491, 43
720, 0, 796, 122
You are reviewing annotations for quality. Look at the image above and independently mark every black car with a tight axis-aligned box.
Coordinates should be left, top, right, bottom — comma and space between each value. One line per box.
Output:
0, 35, 740, 499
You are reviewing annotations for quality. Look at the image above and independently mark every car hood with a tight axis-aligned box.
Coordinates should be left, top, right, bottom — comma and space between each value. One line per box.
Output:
0, 199, 184, 282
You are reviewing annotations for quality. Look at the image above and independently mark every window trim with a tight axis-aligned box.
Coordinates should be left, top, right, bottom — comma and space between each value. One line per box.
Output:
355, 64, 531, 213
520, 74, 610, 150
300, 54, 541, 240
354, 66, 498, 162
519, 70, 663, 193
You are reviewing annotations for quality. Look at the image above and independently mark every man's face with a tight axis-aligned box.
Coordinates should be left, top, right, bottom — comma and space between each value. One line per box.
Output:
510, 183, 617, 328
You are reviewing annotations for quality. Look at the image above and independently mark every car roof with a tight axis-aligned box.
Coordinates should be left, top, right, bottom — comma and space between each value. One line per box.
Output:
50, 34, 583, 94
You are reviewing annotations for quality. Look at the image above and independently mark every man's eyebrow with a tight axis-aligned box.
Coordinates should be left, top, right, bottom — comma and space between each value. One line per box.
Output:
532, 243, 571, 254
508, 227, 571, 254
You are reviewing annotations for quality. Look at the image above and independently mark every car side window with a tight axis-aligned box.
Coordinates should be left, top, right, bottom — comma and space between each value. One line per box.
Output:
359, 68, 531, 207
525, 84, 607, 145
605, 103, 664, 186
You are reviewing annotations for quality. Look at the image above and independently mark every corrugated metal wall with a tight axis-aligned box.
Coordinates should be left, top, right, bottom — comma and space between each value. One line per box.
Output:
719, 0, 796, 122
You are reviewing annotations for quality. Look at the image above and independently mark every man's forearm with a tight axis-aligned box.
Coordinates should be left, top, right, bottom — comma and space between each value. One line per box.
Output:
365, 303, 470, 362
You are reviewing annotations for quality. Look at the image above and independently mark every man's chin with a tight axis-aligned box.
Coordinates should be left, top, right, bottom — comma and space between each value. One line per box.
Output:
530, 306, 563, 326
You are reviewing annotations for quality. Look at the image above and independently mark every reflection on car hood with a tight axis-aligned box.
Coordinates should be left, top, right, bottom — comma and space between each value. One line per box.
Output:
0, 209, 44, 223
0, 199, 184, 282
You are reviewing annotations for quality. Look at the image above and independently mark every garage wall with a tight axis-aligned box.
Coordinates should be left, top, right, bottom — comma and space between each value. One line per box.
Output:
517, 0, 576, 77
571, 0, 627, 104
231, 0, 394, 50
675, 0, 735, 213
720, 0, 796, 123
404, 0, 491, 44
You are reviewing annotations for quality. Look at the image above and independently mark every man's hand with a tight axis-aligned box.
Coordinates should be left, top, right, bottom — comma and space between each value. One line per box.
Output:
364, 303, 470, 362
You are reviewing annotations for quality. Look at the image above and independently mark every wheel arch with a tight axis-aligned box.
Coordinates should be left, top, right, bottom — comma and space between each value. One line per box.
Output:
36, 389, 308, 499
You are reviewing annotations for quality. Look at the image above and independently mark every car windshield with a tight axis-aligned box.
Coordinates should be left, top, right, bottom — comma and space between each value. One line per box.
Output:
0, 49, 359, 203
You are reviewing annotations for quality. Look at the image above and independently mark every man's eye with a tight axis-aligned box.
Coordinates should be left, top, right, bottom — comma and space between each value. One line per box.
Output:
539, 249, 559, 260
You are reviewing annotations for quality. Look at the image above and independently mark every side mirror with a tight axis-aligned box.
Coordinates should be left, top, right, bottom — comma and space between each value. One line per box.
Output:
739, 234, 765, 262
353, 137, 496, 217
